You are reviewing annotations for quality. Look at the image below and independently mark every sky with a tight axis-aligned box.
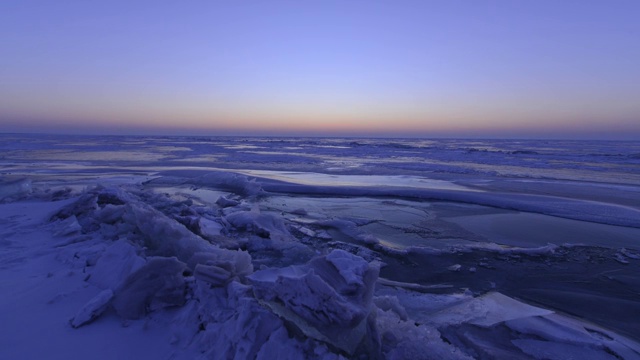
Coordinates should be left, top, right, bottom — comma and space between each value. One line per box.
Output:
1, 0, 639, 139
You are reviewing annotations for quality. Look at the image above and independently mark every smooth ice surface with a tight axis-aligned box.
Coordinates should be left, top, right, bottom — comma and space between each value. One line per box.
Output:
234, 170, 476, 192
428, 292, 553, 327
446, 212, 640, 248
512, 339, 618, 360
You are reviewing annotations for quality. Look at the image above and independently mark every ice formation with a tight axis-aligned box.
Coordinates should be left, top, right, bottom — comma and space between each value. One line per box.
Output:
0, 178, 32, 201
249, 249, 379, 355
70, 289, 113, 328
2, 135, 640, 359
41, 185, 640, 358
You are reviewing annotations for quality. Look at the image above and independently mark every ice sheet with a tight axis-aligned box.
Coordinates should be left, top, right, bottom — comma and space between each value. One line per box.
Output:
2, 134, 640, 359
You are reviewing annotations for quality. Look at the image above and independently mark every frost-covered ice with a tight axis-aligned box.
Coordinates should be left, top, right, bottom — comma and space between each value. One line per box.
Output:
1, 134, 640, 359
0, 178, 32, 200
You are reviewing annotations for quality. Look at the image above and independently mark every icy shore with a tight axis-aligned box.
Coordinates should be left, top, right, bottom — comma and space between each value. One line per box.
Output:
2, 135, 640, 359
1, 180, 639, 359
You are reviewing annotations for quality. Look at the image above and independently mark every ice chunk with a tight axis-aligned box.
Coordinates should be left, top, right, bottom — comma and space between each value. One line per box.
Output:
325, 249, 368, 289
225, 210, 290, 240
447, 264, 462, 272
316, 230, 332, 240
290, 208, 308, 216
374, 296, 408, 321
94, 203, 127, 224
613, 253, 629, 264
620, 248, 640, 260
428, 292, 553, 327
123, 200, 213, 262
291, 224, 316, 237
215, 196, 240, 208
193, 281, 308, 360
249, 250, 380, 355
90, 240, 145, 290
53, 215, 82, 236
196, 172, 264, 197
375, 286, 471, 327
376, 308, 474, 360
200, 297, 283, 359
111, 257, 187, 319
190, 249, 253, 286
317, 218, 379, 245
70, 289, 113, 328
506, 315, 606, 346
376, 278, 453, 292
51, 186, 216, 263
193, 264, 232, 286
61, 243, 106, 268
0, 178, 32, 200
189, 249, 253, 280
198, 217, 224, 238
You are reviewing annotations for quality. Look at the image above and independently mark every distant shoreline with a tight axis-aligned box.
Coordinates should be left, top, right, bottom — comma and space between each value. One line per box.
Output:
1, 131, 638, 142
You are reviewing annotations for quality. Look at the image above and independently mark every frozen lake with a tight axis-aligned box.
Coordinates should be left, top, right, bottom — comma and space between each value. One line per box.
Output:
2, 134, 640, 359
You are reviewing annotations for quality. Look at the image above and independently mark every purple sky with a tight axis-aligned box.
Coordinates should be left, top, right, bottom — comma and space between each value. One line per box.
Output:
1, 1, 639, 138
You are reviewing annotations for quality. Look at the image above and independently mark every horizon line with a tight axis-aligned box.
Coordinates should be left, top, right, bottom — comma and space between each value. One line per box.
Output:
1, 130, 638, 142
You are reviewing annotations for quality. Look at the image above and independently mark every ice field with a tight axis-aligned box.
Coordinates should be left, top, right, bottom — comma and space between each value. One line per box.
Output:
1, 134, 640, 359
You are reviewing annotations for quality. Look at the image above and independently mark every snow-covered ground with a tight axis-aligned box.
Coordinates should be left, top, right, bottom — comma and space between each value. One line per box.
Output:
1, 134, 640, 359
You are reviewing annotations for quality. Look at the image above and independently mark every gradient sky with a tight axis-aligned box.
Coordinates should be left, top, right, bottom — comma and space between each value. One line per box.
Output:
1, 0, 639, 138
